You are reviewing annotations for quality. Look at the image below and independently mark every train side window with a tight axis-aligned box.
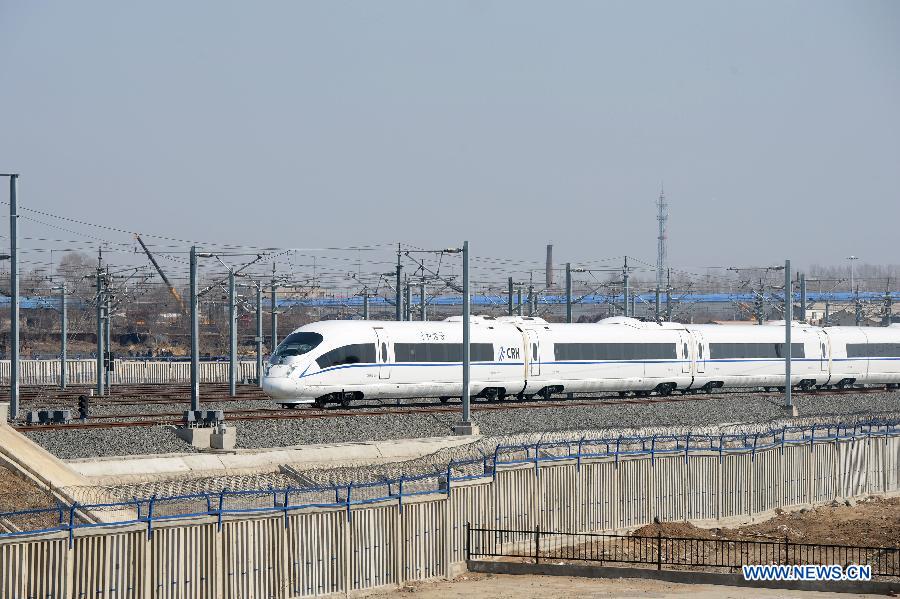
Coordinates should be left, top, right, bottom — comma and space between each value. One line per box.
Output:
393, 343, 493, 362
648, 343, 676, 359
316, 344, 376, 369
381, 343, 388, 363
532, 344, 538, 361
698, 344, 704, 360
553, 342, 677, 361
874, 343, 900, 357
472, 344, 494, 362
683, 343, 689, 359
429, 344, 447, 362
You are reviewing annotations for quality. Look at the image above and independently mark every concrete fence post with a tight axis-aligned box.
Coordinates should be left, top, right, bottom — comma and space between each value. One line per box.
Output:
208, 506, 223, 599
833, 441, 842, 500
141, 528, 152, 598
748, 455, 755, 518
343, 516, 352, 595
779, 444, 786, 509
656, 531, 663, 570
280, 510, 291, 599
572, 460, 581, 532
442, 498, 452, 577
716, 456, 723, 521
865, 434, 871, 496
807, 446, 815, 505
394, 501, 403, 586
465, 521, 471, 562
65, 538, 75, 599
649, 456, 657, 525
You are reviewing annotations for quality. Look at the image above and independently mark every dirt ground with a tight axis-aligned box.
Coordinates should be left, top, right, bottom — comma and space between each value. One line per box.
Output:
0, 466, 52, 513
0, 465, 58, 531
371, 573, 891, 598
633, 496, 900, 547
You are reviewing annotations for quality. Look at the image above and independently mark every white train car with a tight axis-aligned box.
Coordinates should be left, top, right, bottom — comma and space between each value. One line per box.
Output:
824, 324, 900, 386
520, 317, 693, 396
685, 321, 828, 391
262, 316, 900, 407
263, 317, 524, 407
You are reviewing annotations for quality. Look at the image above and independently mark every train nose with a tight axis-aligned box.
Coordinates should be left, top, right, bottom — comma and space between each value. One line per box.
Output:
262, 375, 299, 400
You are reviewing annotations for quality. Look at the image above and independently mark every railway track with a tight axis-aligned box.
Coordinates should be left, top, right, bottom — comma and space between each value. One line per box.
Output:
11, 386, 892, 432
11, 381, 890, 407
10, 383, 270, 407
15, 395, 705, 431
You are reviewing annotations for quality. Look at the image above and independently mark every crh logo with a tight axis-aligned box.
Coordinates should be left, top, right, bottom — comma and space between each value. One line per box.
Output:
497, 347, 520, 361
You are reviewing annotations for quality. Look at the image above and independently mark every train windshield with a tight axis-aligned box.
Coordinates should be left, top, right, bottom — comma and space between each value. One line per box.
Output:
270, 332, 323, 363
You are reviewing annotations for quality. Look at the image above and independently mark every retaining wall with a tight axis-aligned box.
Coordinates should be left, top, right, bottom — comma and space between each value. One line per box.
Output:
2, 430, 899, 598
0, 360, 259, 386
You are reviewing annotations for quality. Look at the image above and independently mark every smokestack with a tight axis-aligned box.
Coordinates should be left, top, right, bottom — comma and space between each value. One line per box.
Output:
545, 244, 553, 288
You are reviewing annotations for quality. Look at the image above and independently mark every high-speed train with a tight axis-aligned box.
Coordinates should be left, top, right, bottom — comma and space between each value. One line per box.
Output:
262, 316, 900, 407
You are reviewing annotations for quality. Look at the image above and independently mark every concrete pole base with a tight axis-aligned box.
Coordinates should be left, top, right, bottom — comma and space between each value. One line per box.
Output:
175, 426, 213, 449
176, 425, 237, 450
451, 421, 480, 436
211, 426, 236, 450
783, 404, 800, 418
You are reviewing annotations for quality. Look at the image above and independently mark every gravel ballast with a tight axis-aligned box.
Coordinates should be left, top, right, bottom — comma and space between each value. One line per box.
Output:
25, 426, 198, 459
22, 388, 900, 459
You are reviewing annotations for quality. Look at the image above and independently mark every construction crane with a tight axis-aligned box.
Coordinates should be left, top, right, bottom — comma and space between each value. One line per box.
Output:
134, 234, 186, 313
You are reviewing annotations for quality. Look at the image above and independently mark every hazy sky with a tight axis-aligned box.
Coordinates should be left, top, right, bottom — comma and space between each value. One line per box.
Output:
1, 1, 898, 272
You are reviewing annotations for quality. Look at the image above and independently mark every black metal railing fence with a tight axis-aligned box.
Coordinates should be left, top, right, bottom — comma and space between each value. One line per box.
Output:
466, 524, 900, 578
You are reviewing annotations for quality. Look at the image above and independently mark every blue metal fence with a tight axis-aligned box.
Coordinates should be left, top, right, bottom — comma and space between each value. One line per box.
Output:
2, 291, 899, 310
3, 418, 899, 542
0, 354, 246, 361
275, 291, 900, 309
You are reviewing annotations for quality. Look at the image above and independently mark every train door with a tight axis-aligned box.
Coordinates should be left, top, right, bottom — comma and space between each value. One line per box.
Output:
525, 329, 541, 376
373, 328, 391, 379
815, 330, 829, 374
694, 332, 706, 373
678, 333, 692, 373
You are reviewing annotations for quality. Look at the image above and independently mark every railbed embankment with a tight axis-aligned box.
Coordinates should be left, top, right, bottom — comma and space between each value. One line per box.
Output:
21, 388, 900, 459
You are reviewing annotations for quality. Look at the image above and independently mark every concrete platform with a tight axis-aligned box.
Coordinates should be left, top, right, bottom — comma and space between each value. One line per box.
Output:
67, 434, 483, 485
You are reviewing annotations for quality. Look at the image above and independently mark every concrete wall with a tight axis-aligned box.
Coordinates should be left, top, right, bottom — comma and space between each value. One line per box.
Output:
1, 433, 898, 598
0, 360, 258, 386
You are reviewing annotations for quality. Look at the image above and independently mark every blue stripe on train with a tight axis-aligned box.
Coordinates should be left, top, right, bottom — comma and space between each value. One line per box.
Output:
299, 356, 900, 379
